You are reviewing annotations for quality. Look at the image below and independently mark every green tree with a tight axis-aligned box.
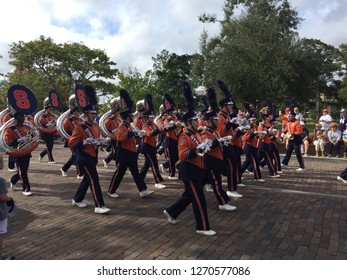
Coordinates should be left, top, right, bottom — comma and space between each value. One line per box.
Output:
338, 43, 347, 103
289, 38, 341, 120
4, 35, 118, 111
115, 67, 159, 111
197, 0, 302, 110
151, 50, 196, 110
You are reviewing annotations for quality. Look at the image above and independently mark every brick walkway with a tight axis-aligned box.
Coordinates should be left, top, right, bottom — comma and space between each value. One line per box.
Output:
2, 144, 347, 260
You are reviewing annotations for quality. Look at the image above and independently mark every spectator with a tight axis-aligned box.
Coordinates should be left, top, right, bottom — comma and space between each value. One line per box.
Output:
294, 107, 304, 122
301, 121, 311, 156
0, 154, 15, 260
338, 109, 347, 133
327, 123, 341, 157
312, 123, 326, 157
342, 123, 347, 159
319, 108, 332, 137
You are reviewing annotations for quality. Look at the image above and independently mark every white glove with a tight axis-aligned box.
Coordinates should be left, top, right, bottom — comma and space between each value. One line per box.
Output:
111, 129, 117, 134
18, 136, 27, 143
96, 137, 107, 145
83, 138, 94, 146
46, 121, 55, 128
204, 145, 211, 153
196, 142, 207, 150
197, 126, 205, 131
231, 117, 240, 124
138, 130, 146, 137
106, 137, 112, 142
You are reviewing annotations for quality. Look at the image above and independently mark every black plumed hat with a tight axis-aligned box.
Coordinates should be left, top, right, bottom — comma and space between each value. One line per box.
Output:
143, 93, 155, 116
162, 93, 176, 113
181, 81, 198, 123
207, 87, 219, 113
119, 88, 134, 119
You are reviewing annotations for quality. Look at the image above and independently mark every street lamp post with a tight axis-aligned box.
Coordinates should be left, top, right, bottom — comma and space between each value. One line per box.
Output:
72, 71, 80, 86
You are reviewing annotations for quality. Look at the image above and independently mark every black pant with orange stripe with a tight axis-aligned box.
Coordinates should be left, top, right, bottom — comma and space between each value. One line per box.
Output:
139, 146, 163, 183
164, 138, 178, 177
39, 132, 55, 162
108, 160, 147, 194
73, 162, 105, 208
241, 146, 262, 179
207, 169, 230, 205
165, 179, 210, 231
11, 154, 31, 192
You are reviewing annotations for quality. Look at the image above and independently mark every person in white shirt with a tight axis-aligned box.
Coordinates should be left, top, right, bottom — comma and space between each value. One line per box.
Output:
294, 107, 304, 122
327, 123, 341, 157
319, 108, 332, 137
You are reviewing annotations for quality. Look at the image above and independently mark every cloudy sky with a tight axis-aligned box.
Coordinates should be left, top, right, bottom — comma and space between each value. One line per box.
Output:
1, 0, 346, 78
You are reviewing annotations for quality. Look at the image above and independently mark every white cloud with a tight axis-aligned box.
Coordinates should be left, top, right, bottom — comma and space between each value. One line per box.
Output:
1, 0, 346, 79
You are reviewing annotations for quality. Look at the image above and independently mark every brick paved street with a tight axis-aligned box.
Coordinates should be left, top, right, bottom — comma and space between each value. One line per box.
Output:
2, 143, 347, 260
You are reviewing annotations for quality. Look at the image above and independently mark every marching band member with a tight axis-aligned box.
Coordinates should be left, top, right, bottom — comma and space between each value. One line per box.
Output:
134, 101, 145, 130
155, 106, 167, 157
281, 111, 305, 171
162, 94, 180, 180
201, 95, 236, 212
102, 105, 121, 168
241, 117, 265, 182
216, 80, 243, 198
164, 81, 215, 236
68, 104, 110, 214
257, 118, 280, 177
4, 111, 35, 196
38, 99, 58, 164
60, 106, 84, 178
1, 110, 16, 172
139, 94, 166, 189
107, 89, 154, 198
231, 116, 246, 187
269, 120, 283, 174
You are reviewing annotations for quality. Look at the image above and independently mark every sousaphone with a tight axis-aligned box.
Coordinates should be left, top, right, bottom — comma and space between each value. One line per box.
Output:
0, 85, 39, 157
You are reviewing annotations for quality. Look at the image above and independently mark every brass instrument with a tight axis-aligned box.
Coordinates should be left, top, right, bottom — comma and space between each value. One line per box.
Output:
34, 109, 59, 133
130, 123, 146, 137
196, 139, 213, 156
56, 110, 72, 140
0, 108, 11, 126
0, 118, 39, 157
99, 110, 115, 137
218, 136, 233, 146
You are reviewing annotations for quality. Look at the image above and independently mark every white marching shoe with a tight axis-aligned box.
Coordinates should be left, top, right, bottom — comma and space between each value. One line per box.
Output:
72, 199, 87, 208
196, 230, 216, 236
94, 206, 111, 214
155, 183, 166, 189
219, 204, 237, 211
139, 190, 154, 197
227, 191, 243, 198
163, 210, 177, 224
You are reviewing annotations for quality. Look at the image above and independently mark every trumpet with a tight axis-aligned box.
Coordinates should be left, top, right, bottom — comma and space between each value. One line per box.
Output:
196, 139, 213, 156
176, 121, 185, 128
218, 136, 233, 146
83, 137, 109, 146
130, 123, 146, 137
163, 121, 175, 129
